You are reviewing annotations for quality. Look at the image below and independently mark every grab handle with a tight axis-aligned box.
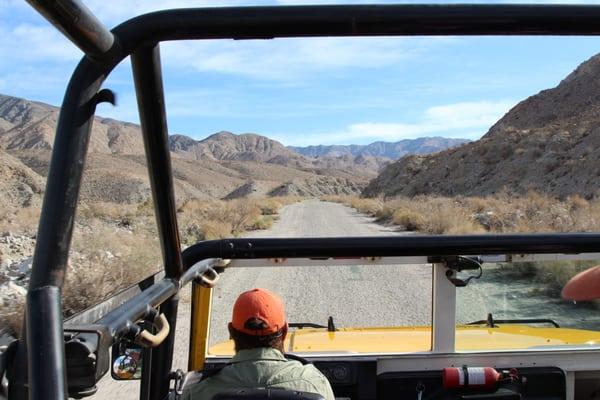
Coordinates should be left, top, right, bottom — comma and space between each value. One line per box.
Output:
134, 313, 170, 348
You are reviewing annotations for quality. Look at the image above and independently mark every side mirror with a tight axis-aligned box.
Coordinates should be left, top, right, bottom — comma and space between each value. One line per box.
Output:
111, 342, 143, 380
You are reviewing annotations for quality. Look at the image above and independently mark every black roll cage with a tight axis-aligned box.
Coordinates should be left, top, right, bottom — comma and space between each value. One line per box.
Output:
15, 1, 600, 400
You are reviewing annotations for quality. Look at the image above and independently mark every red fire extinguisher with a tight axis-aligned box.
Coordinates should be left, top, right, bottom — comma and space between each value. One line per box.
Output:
443, 367, 502, 390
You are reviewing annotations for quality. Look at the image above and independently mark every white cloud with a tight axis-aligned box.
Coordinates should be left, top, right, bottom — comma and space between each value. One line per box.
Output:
160, 36, 442, 81
276, 100, 515, 145
0, 24, 81, 63
83, 0, 248, 26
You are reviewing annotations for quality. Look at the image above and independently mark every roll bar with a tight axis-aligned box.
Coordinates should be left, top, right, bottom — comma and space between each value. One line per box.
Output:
18, 2, 600, 400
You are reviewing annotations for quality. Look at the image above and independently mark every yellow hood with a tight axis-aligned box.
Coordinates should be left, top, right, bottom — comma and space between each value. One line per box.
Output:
209, 325, 600, 355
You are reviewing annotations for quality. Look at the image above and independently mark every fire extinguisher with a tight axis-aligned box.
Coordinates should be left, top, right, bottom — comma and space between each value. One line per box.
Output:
442, 366, 502, 390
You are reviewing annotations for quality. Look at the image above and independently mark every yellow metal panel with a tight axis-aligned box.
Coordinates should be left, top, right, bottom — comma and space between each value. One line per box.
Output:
207, 326, 600, 356
189, 283, 213, 371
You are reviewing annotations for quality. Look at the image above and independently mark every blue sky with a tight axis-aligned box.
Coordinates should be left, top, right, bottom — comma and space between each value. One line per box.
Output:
1, 0, 600, 146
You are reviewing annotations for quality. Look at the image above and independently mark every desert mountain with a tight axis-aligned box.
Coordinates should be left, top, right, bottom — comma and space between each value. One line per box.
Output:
0, 94, 374, 202
169, 132, 395, 175
290, 137, 469, 160
169, 131, 310, 168
0, 92, 471, 203
0, 94, 145, 155
364, 53, 600, 199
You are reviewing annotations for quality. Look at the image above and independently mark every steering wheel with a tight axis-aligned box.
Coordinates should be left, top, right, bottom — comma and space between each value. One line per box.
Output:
284, 353, 311, 365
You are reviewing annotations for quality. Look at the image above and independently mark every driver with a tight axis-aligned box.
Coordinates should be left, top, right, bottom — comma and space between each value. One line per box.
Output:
183, 288, 335, 400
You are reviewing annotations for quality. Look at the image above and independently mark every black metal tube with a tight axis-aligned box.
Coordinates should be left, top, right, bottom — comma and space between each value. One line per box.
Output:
25, 0, 114, 58
95, 279, 177, 340
131, 43, 184, 281
112, 4, 600, 47
25, 56, 112, 400
182, 234, 600, 267
148, 296, 179, 400
86, 260, 212, 343
130, 46, 182, 400
29, 58, 107, 290
26, 287, 68, 400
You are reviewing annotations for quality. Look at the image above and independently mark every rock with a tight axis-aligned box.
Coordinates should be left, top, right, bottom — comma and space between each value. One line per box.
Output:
0, 281, 27, 305
14, 257, 32, 275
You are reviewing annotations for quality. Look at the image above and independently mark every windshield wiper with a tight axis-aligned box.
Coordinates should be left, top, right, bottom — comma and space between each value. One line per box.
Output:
467, 313, 560, 328
290, 316, 337, 332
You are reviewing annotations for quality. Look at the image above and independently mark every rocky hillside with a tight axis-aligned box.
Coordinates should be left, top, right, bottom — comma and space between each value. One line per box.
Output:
364, 53, 600, 199
169, 131, 393, 175
0, 94, 372, 203
290, 137, 469, 159
169, 131, 314, 170
0, 94, 145, 154
0, 149, 44, 213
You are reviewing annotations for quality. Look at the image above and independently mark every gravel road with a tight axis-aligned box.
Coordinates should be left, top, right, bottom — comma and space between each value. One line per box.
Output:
93, 200, 432, 399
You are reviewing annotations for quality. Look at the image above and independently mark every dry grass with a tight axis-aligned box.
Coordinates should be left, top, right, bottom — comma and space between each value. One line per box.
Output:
0, 207, 41, 234
0, 286, 25, 335
0, 196, 300, 333
330, 192, 600, 235
64, 221, 162, 316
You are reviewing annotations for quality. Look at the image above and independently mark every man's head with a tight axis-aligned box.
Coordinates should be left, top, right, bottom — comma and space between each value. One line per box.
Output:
228, 288, 288, 352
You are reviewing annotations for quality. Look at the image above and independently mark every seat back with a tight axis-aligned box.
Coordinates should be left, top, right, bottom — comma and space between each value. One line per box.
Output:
213, 389, 325, 400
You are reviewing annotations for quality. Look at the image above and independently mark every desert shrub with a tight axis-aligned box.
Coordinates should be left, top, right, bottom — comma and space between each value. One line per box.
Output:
568, 194, 589, 211
336, 192, 600, 235
320, 195, 346, 203
177, 197, 299, 244
392, 209, 424, 231
522, 190, 551, 219
347, 198, 382, 216
64, 222, 162, 316
255, 198, 283, 215
0, 206, 41, 234
225, 200, 262, 233
421, 203, 484, 234
0, 285, 25, 336
374, 205, 394, 222
181, 220, 233, 244
468, 197, 492, 214
252, 215, 274, 230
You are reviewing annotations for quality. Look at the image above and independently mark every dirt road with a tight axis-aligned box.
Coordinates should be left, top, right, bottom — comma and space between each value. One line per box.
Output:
94, 199, 437, 399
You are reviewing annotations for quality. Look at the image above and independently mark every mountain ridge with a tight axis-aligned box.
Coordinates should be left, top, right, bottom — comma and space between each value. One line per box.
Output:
290, 137, 470, 160
363, 53, 600, 199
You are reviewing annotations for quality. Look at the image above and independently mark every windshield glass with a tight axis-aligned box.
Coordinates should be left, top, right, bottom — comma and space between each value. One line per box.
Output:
208, 257, 600, 355
456, 259, 600, 351
208, 262, 433, 355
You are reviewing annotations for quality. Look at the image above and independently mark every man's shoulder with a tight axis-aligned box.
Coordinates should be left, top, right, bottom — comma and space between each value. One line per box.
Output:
268, 362, 331, 391
278, 361, 327, 380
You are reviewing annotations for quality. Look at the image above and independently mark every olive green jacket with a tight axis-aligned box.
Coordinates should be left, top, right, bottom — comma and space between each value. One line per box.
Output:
182, 348, 335, 400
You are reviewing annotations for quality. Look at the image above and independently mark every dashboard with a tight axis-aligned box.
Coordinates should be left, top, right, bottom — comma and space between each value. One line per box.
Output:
311, 361, 565, 400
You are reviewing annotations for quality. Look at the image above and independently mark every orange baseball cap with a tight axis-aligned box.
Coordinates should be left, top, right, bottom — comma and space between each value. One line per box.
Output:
231, 288, 287, 336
